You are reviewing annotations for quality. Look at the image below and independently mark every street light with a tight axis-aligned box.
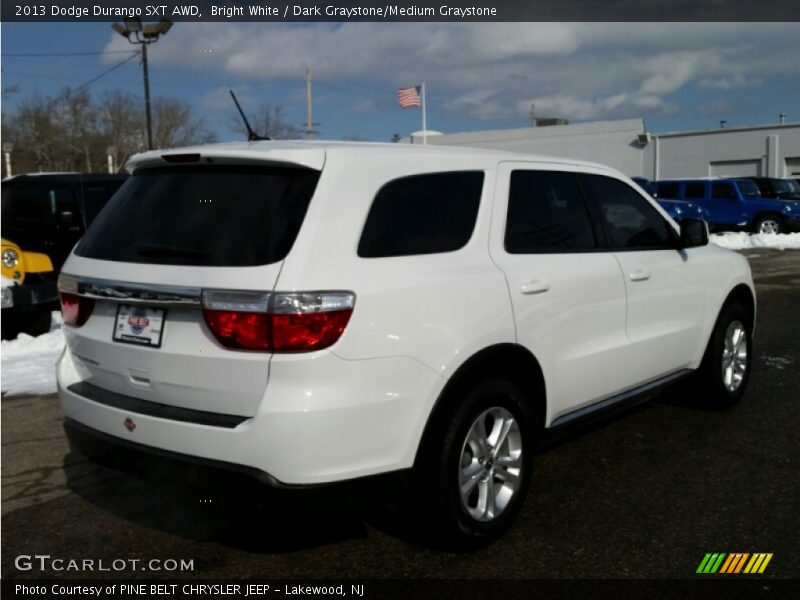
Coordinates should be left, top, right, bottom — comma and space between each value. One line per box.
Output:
112, 17, 173, 150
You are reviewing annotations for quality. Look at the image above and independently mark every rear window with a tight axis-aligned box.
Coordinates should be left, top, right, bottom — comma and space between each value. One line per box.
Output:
81, 182, 126, 227
75, 165, 320, 267
358, 171, 484, 258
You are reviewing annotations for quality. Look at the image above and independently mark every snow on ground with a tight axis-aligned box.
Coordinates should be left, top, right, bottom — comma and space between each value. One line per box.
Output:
1, 312, 64, 397
710, 232, 800, 251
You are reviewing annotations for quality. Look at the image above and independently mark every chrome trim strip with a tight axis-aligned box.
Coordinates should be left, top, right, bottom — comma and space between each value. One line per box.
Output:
549, 369, 692, 428
65, 274, 202, 308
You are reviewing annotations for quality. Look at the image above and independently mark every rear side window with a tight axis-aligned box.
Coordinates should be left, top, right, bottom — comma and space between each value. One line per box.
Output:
505, 170, 596, 253
684, 183, 705, 199
656, 183, 680, 198
76, 166, 320, 267
711, 183, 735, 199
358, 172, 484, 258
581, 174, 674, 250
3, 184, 75, 233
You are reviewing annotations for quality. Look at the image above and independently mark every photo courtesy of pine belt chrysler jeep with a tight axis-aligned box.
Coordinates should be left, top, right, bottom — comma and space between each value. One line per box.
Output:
57, 142, 756, 549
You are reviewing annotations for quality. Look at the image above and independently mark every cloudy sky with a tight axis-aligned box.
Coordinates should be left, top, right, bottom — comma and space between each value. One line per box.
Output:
3, 22, 799, 141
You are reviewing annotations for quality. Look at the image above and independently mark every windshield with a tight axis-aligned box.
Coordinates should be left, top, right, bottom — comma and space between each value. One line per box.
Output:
736, 179, 760, 196
772, 179, 797, 195
75, 165, 320, 267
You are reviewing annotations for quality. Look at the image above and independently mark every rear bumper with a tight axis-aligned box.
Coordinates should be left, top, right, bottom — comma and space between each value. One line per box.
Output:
64, 417, 415, 509
57, 344, 443, 485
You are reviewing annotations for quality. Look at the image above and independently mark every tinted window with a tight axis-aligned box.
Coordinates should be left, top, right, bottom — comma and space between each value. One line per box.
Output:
76, 166, 320, 267
358, 172, 483, 258
656, 183, 680, 198
3, 184, 75, 233
505, 170, 596, 252
81, 183, 124, 228
581, 174, 674, 249
684, 183, 705, 199
736, 180, 760, 196
711, 183, 735, 199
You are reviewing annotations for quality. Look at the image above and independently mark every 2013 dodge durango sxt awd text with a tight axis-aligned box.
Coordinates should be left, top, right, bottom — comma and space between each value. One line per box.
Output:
57, 141, 755, 548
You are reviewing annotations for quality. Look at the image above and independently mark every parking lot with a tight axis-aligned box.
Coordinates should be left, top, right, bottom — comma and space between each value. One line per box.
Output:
2, 250, 798, 580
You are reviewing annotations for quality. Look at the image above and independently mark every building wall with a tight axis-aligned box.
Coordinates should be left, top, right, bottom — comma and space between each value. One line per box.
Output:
415, 118, 800, 182
412, 119, 646, 176
645, 123, 800, 180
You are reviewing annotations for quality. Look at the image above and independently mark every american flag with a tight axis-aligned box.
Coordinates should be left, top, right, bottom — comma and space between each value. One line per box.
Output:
396, 86, 421, 109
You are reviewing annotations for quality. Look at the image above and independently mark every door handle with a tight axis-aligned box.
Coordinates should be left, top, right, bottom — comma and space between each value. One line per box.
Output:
629, 269, 651, 282
520, 279, 550, 295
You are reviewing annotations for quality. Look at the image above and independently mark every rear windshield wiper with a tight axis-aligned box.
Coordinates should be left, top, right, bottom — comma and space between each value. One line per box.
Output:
133, 243, 210, 258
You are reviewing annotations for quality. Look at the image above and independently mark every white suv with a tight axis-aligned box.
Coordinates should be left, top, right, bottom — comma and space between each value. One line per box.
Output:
57, 141, 755, 548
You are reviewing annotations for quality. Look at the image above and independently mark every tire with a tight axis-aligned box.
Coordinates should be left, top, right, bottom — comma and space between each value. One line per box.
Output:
695, 303, 753, 409
752, 214, 783, 235
417, 379, 535, 551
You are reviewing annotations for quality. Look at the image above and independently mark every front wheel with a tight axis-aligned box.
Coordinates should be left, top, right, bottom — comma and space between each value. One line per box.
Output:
419, 379, 535, 550
695, 303, 753, 409
753, 214, 783, 234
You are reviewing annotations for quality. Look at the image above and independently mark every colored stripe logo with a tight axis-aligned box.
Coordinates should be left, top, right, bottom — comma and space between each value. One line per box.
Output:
697, 552, 773, 574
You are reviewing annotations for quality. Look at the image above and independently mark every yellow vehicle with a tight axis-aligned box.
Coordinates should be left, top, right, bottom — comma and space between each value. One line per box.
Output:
1, 238, 59, 338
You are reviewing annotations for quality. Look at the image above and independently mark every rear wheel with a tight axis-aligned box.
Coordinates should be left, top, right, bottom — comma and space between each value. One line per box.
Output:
418, 379, 535, 550
695, 303, 752, 409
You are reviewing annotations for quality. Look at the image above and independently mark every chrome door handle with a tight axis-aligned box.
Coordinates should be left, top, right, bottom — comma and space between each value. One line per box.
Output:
520, 279, 550, 295
629, 269, 651, 282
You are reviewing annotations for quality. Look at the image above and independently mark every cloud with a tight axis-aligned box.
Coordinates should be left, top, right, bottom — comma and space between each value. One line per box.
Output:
103, 23, 800, 124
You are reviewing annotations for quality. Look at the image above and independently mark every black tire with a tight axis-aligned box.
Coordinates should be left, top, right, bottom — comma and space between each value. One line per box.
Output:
695, 303, 753, 409
752, 214, 783, 235
417, 379, 535, 551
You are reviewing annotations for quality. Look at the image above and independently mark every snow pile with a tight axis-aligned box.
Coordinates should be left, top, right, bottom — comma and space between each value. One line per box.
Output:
710, 232, 800, 251
1, 312, 64, 397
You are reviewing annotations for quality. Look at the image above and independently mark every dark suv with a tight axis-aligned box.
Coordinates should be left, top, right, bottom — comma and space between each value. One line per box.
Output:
2, 173, 128, 272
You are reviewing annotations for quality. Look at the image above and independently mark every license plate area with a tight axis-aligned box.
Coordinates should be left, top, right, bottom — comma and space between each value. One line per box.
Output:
113, 304, 166, 348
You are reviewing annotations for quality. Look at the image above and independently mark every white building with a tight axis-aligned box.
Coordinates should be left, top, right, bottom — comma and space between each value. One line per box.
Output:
407, 118, 800, 181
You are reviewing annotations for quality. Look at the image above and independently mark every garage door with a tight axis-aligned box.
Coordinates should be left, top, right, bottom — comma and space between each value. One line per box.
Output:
709, 159, 762, 177
785, 158, 800, 177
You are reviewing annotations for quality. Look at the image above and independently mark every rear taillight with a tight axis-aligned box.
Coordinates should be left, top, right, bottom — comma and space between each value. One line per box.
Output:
59, 292, 95, 327
201, 290, 354, 352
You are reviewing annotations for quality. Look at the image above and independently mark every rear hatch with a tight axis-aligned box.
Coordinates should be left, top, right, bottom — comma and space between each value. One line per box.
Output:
59, 153, 322, 417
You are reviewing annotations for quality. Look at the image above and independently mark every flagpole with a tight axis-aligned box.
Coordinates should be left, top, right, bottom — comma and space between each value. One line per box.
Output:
421, 81, 427, 145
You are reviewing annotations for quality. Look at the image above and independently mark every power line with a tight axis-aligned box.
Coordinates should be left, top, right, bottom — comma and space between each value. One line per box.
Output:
72, 52, 141, 94
4, 50, 139, 57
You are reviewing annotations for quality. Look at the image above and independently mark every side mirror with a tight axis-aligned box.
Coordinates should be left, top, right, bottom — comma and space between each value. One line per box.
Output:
678, 218, 708, 248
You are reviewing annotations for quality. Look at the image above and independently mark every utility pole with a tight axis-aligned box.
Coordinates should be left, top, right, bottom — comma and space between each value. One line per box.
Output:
530, 104, 536, 127
141, 43, 153, 150
111, 17, 173, 151
306, 68, 313, 140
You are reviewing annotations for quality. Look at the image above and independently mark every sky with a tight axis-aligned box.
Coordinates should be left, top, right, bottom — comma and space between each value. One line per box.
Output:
2, 22, 799, 143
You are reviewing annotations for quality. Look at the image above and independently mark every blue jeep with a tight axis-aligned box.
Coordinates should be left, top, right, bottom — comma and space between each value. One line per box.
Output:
632, 177, 711, 224
653, 178, 800, 234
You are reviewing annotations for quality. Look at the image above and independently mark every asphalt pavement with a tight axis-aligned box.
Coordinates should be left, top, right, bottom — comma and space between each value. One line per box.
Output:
2, 250, 798, 582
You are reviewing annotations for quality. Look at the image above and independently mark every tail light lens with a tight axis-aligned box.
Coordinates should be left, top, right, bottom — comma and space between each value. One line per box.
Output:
59, 292, 95, 327
202, 290, 354, 352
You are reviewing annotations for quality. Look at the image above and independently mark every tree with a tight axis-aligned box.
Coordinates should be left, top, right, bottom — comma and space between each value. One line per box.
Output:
152, 97, 216, 149
1, 89, 217, 174
229, 103, 300, 140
